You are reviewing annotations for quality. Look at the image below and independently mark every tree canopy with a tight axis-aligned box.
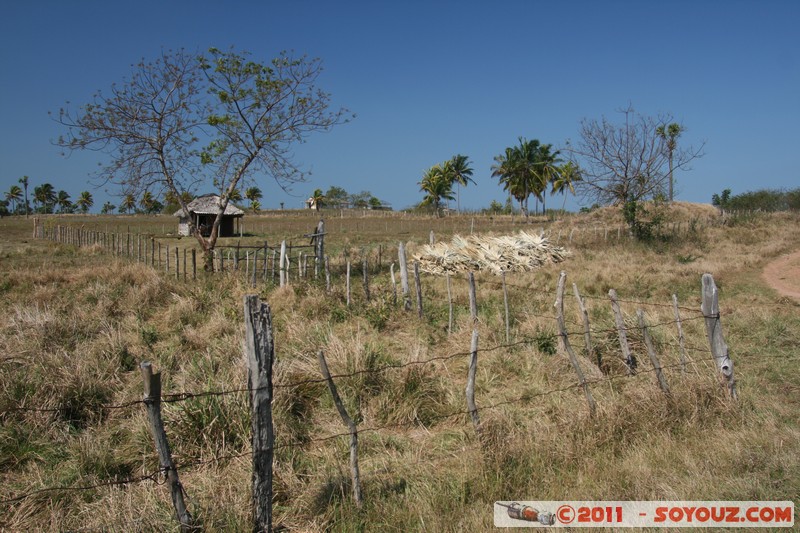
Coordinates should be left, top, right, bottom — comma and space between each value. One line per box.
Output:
56, 47, 351, 263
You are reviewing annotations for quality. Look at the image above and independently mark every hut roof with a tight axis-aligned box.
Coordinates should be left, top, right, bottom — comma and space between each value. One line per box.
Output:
173, 194, 244, 217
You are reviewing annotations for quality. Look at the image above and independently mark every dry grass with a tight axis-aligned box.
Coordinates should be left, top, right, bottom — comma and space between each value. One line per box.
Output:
1, 206, 799, 531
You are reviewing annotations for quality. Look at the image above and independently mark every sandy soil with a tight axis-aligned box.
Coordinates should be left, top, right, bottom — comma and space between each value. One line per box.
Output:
763, 249, 800, 301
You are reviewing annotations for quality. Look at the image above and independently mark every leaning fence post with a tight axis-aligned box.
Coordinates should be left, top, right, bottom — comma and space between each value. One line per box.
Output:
609, 289, 637, 374
555, 272, 597, 416
701, 274, 737, 399
243, 295, 275, 532
140, 362, 193, 532
573, 283, 598, 370
446, 274, 453, 335
637, 309, 671, 396
317, 349, 363, 507
466, 329, 481, 433
390, 262, 397, 306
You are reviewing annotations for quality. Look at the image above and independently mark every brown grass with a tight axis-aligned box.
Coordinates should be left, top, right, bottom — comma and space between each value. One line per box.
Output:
1, 206, 799, 531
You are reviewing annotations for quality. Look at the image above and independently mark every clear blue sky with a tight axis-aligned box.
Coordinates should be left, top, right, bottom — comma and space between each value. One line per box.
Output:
1, 0, 798, 212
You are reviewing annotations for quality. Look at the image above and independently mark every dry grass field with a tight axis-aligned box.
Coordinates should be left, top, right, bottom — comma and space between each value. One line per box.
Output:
1, 205, 798, 531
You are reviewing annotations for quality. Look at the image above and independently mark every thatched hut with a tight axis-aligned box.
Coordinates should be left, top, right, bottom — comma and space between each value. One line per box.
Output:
174, 194, 244, 237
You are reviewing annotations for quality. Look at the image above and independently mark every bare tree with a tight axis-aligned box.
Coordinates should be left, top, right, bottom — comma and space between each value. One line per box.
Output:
566, 105, 703, 206
56, 48, 351, 268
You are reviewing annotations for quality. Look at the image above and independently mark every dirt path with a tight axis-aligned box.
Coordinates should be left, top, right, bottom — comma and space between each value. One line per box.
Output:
763, 249, 800, 301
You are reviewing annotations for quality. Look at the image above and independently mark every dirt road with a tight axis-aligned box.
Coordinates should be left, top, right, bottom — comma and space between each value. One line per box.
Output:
763, 249, 800, 301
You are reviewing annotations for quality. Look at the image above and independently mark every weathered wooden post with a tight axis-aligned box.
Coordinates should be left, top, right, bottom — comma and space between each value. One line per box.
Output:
317, 350, 362, 507
413, 261, 423, 318
191, 249, 197, 280
279, 241, 287, 287
363, 258, 370, 302
324, 256, 331, 293
468, 272, 478, 325
555, 272, 597, 416
446, 274, 453, 335
466, 329, 480, 433
390, 263, 397, 306
637, 309, 671, 396
315, 219, 325, 279
140, 362, 193, 531
672, 294, 687, 372
701, 274, 737, 399
573, 283, 598, 369
243, 295, 275, 533
609, 289, 637, 374
346, 261, 351, 307
502, 271, 510, 343
398, 242, 411, 311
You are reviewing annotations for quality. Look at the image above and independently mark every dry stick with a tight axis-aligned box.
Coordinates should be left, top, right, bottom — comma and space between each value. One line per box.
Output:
466, 329, 481, 433
701, 273, 737, 399
414, 260, 423, 318
672, 294, 687, 372
166, 244, 170, 273
637, 309, 671, 396
398, 243, 411, 311
446, 274, 453, 335
346, 261, 351, 307
502, 271, 510, 343
140, 362, 193, 532
573, 283, 599, 370
363, 257, 370, 302
191, 249, 196, 280
317, 349, 363, 507
429, 230, 435, 245
243, 295, 274, 533
262, 242, 269, 282
609, 289, 637, 374
468, 272, 478, 325
183, 249, 187, 281
251, 250, 258, 288
555, 272, 597, 416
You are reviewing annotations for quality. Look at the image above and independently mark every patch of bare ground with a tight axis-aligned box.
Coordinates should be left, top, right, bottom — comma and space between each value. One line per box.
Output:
763, 249, 800, 301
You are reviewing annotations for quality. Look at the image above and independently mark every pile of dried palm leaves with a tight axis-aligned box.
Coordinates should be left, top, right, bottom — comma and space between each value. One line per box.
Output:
413, 231, 569, 275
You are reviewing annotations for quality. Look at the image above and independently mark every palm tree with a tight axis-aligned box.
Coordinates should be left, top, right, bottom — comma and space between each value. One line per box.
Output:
227, 188, 243, 203
140, 191, 157, 214
245, 186, 263, 211
33, 183, 56, 214
447, 154, 475, 213
101, 201, 116, 214
492, 138, 542, 217
310, 188, 325, 211
76, 191, 94, 214
18, 176, 29, 218
656, 123, 682, 202
56, 190, 72, 213
419, 165, 455, 217
551, 162, 582, 213
533, 143, 561, 215
5, 185, 22, 215
120, 193, 136, 214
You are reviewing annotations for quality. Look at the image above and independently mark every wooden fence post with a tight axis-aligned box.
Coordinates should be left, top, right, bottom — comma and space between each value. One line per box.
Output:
701, 274, 737, 399
573, 283, 598, 369
502, 271, 510, 343
468, 272, 478, 325
447, 274, 453, 335
398, 243, 411, 311
279, 241, 287, 287
325, 255, 331, 294
243, 295, 275, 532
609, 289, 637, 374
672, 294, 687, 372
140, 362, 193, 531
466, 329, 481, 433
346, 261, 351, 307
637, 309, 671, 396
413, 261, 423, 318
555, 272, 597, 416
390, 263, 397, 306
315, 219, 325, 279
317, 350, 363, 507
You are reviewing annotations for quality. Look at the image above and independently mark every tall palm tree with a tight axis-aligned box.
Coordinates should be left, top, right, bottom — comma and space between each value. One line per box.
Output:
310, 188, 325, 211
140, 191, 156, 214
245, 186, 263, 211
34, 183, 56, 214
551, 161, 582, 212
76, 191, 94, 214
56, 190, 72, 213
447, 154, 475, 213
492, 138, 542, 217
18, 176, 29, 218
120, 193, 137, 214
5, 185, 22, 215
419, 165, 454, 217
533, 143, 561, 215
656, 123, 682, 202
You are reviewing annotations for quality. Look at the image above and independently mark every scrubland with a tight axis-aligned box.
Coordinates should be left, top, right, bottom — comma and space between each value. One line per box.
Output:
1, 205, 798, 531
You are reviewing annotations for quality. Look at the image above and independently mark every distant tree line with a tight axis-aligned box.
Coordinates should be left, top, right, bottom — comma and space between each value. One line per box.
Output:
712, 188, 800, 212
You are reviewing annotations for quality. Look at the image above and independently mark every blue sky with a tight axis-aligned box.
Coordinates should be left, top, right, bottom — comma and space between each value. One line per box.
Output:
1, 0, 798, 212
